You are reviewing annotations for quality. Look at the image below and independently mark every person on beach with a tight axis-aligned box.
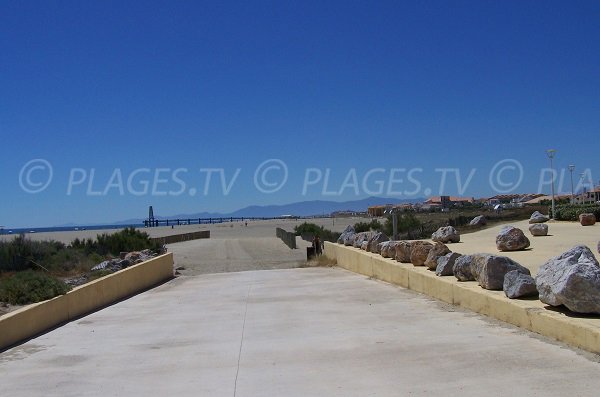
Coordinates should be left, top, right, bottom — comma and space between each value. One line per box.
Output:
313, 235, 322, 256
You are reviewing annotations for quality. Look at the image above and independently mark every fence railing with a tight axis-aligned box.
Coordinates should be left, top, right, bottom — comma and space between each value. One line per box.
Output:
276, 228, 297, 249
151, 230, 210, 245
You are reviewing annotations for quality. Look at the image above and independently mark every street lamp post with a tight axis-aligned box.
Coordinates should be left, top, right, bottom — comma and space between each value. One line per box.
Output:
385, 207, 399, 240
568, 165, 575, 204
580, 173, 586, 204
546, 149, 557, 219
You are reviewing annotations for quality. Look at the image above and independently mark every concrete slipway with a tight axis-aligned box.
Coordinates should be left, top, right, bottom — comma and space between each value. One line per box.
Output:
1, 268, 599, 396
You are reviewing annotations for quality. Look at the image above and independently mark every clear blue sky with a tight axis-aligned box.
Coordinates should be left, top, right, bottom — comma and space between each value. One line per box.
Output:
1, 1, 599, 227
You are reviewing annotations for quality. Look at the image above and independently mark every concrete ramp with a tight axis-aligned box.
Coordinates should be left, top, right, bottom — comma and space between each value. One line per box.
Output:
168, 237, 309, 275
1, 268, 600, 396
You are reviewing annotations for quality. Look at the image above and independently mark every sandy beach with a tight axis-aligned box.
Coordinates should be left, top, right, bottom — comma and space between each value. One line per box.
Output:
2, 217, 597, 277
425, 219, 600, 275
0, 217, 358, 244
0, 218, 363, 276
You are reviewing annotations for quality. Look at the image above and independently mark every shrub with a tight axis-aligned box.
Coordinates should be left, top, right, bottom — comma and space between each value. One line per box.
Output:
0, 271, 71, 305
552, 204, 600, 221
0, 235, 65, 272
70, 227, 161, 256
293, 222, 340, 242
353, 219, 383, 233
383, 213, 425, 238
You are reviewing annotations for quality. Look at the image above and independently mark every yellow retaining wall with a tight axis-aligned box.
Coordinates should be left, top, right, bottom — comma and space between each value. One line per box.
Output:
324, 242, 600, 354
0, 253, 174, 351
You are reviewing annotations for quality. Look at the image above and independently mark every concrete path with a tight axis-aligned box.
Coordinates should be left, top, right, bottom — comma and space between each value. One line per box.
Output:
169, 237, 310, 275
1, 268, 599, 396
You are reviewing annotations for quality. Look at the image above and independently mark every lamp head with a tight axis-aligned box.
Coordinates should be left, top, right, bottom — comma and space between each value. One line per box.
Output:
546, 149, 556, 159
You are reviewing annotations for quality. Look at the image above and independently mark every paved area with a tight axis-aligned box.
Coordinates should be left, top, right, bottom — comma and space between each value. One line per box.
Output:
169, 237, 310, 275
2, 268, 600, 396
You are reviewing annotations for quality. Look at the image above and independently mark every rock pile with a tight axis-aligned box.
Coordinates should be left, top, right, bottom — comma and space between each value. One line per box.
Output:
91, 249, 157, 272
66, 249, 159, 288
332, 224, 600, 315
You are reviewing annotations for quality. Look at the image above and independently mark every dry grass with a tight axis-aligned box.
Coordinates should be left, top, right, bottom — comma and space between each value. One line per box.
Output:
300, 255, 337, 268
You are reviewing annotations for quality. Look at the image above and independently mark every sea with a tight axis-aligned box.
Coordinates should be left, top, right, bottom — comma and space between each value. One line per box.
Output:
1, 218, 232, 235
1, 224, 142, 235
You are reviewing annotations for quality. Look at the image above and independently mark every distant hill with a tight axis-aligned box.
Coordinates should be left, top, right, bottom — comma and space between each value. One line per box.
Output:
115, 196, 421, 223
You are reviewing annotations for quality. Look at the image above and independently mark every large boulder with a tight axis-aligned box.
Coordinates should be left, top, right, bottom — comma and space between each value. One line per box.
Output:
380, 241, 400, 258
337, 225, 355, 244
496, 226, 530, 251
469, 215, 487, 227
503, 270, 538, 298
378, 241, 390, 257
424, 242, 451, 270
536, 245, 600, 314
453, 255, 475, 281
410, 241, 434, 266
436, 252, 462, 276
394, 241, 413, 263
529, 223, 548, 237
529, 211, 550, 224
352, 232, 372, 248
367, 232, 389, 253
343, 232, 357, 246
431, 226, 460, 244
579, 213, 596, 226
469, 254, 530, 290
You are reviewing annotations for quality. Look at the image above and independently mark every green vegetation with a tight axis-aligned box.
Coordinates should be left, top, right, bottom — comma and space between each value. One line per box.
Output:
0, 235, 90, 274
0, 228, 162, 306
294, 222, 340, 242
0, 271, 71, 305
382, 213, 425, 239
353, 219, 383, 233
352, 205, 547, 240
539, 197, 571, 206
552, 204, 600, 221
71, 227, 161, 256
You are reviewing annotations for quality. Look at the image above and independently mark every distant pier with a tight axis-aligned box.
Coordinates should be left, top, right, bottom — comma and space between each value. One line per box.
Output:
143, 216, 325, 227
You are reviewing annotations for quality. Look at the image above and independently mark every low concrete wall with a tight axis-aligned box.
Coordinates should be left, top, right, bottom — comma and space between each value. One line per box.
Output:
276, 228, 297, 249
0, 253, 174, 351
324, 242, 600, 354
152, 230, 210, 245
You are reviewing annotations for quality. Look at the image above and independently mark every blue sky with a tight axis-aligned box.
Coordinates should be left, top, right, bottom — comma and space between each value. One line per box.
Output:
1, 1, 599, 227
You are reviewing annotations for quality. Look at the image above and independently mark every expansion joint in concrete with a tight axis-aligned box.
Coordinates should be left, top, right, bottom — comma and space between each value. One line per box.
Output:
234, 284, 252, 397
